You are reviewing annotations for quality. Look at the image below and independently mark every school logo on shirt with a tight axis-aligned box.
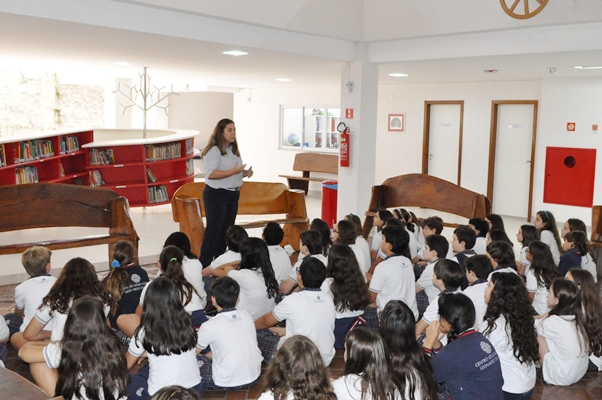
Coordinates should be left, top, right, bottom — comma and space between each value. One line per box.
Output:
480, 341, 492, 354
131, 274, 141, 284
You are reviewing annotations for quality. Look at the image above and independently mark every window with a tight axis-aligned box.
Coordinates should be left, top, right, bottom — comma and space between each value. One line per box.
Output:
280, 106, 340, 152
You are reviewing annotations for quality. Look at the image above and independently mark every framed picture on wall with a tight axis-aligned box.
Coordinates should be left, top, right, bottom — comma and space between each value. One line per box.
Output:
388, 114, 405, 132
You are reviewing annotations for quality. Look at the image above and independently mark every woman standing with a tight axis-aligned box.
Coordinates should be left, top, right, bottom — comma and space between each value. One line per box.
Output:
200, 118, 253, 267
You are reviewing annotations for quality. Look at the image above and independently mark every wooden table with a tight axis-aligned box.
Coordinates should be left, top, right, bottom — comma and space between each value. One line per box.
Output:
0, 367, 49, 400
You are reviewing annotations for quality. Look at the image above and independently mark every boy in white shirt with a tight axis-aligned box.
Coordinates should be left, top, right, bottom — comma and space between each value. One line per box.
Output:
468, 218, 489, 255
366, 225, 418, 328
412, 216, 445, 266
255, 257, 336, 366
5, 246, 56, 351
462, 255, 494, 328
415, 234, 449, 315
262, 222, 292, 284
415, 259, 464, 339
197, 277, 263, 390
280, 230, 327, 295
450, 226, 477, 290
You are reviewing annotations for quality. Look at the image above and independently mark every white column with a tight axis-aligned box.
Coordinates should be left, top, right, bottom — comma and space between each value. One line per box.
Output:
337, 43, 378, 219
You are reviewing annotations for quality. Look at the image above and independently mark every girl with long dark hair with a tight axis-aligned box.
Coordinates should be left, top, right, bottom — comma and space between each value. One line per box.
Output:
332, 327, 397, 400
214, 237, 279, 320
19, 296, 128, 399
322, 244, 370, 349
332, 219, 369, 276
482, 272, 539, 399
127, 277, 203, 399
525, 240, 558, 315
533, 210, 562, 265
379, 300, 438, 400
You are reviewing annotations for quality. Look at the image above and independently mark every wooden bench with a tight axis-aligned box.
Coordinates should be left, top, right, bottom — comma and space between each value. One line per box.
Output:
279, 153, 338, 194
0, 183, 139, 262
361, 174, 492, 238
172, 181, 310, 257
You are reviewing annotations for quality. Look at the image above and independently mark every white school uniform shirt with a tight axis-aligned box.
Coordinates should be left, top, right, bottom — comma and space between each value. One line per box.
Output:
0, 317, 8, 342
487, 267, 519, 282
472, 237, 487, 255
422, 290, 463, 325
287, 254, 328, 282
406, 227, 418, 259
371, 230, 382, 253
35, 302, 110, 342
525, 270, 552, 316
43, 342, 127, 400
332, 373, 408, 400
321, 278, 364, 319
197, 309, 262, 387
416, 226, 425, 252
355, 235, 372, 272
129, 328, 201, 395
257, 391, 294, 400
183, 256, 207, 308
272, 289, 336, 366
139, 281, 204, 314
228, 269, 275, 321
462, 281, 488, 328
14, 274, 57, 332
581, 254, 598, 283
415, 261, 441, 304
519, 247, 531, 274
479, 316, 536, 394
349, 244, 368, 276
535, 315, 589, 386
369, 255, 418, 320
268, 245, 292, 284
540, 230, 560, 266
209, 250, 241, 270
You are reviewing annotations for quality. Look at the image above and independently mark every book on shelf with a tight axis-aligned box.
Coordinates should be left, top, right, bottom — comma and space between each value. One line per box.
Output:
185, 139, 194, 155
61, 136, 80, 154
88, 169, 105, 187
0, 144, 6, 167
15, 166, 38, 184
146, 167, 157, 182
145, 142, 181, 162
59, 162, 65, 178
89, 148, 115, 165
148, 185, 169, 203
186, 159, 194, 176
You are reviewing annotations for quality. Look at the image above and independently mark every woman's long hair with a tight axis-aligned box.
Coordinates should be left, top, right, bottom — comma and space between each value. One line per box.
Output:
326, 244, 370, 313
343, 328, 397, 400
568, 269, 602, 357
548, 278, 589, 353
201, 118, 239, 157
56, 296, 127, 400
334, 220, 356, 245
159, 246, 199, 307
379, 301, 438, 400
134, 277, 197, 356
482, 273, 539, 365
239, 238, 279, 299
519, 225, 539, 247
528, 240, 558, 290
263, 335, 336, 400
536, 210, 562, 255
42, 257, 110, 315
310, 218, 333, 256
105, 240, 136, 315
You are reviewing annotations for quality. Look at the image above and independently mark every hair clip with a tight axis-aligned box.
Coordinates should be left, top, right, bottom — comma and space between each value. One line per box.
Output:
111, 259, 120, 268
170, 257, 178, 262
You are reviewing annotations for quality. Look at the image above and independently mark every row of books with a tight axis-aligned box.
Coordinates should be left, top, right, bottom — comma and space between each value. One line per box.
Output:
88, 170, 105, 187
185, 139, 194, 156
16, 166, 39, 184
60, 136, 80, 154
0, 144, 6, 167
148, 185, 169, 203
186, 159, 194, 176
89, 149, 115, 165
14, 139, 54, 163
145, 143, 181, 162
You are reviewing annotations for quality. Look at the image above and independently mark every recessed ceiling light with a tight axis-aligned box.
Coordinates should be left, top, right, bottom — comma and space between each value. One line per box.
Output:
574, 65, 602, 70
483, 69, 498, 73
388, 73, 408, 77
223, 50, 248, 56
275, 78, 291, 82
113, 61, 132, 66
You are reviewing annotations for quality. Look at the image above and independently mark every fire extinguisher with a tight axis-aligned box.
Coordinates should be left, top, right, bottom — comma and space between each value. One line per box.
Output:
339, 124, 350, 167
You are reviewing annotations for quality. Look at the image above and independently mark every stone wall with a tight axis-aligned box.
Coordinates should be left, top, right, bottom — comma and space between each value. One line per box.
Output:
0, 70, 104, 137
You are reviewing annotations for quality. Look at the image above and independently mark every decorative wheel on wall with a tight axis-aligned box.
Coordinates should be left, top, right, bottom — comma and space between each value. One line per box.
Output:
500, 0, 548, 20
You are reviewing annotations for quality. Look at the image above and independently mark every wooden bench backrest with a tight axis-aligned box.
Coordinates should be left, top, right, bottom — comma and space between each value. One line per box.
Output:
292, 153, 338, 174
362, 174, 491, 237
0, 183, 122, 231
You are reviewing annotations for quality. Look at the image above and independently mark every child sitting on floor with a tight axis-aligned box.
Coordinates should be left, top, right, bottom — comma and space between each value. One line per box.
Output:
262, 222, 292, 284
280, 230, 327, 295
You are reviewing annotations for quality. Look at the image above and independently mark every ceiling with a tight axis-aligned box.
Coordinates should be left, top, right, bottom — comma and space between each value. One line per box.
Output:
2, 1, 602, 90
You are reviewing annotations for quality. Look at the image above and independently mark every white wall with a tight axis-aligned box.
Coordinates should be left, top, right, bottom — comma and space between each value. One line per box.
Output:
233, 86, 340, 189
168, 92, 234, 149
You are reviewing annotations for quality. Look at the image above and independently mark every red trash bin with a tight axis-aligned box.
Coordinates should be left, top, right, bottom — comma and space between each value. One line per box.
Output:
321, 180, 338, 228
